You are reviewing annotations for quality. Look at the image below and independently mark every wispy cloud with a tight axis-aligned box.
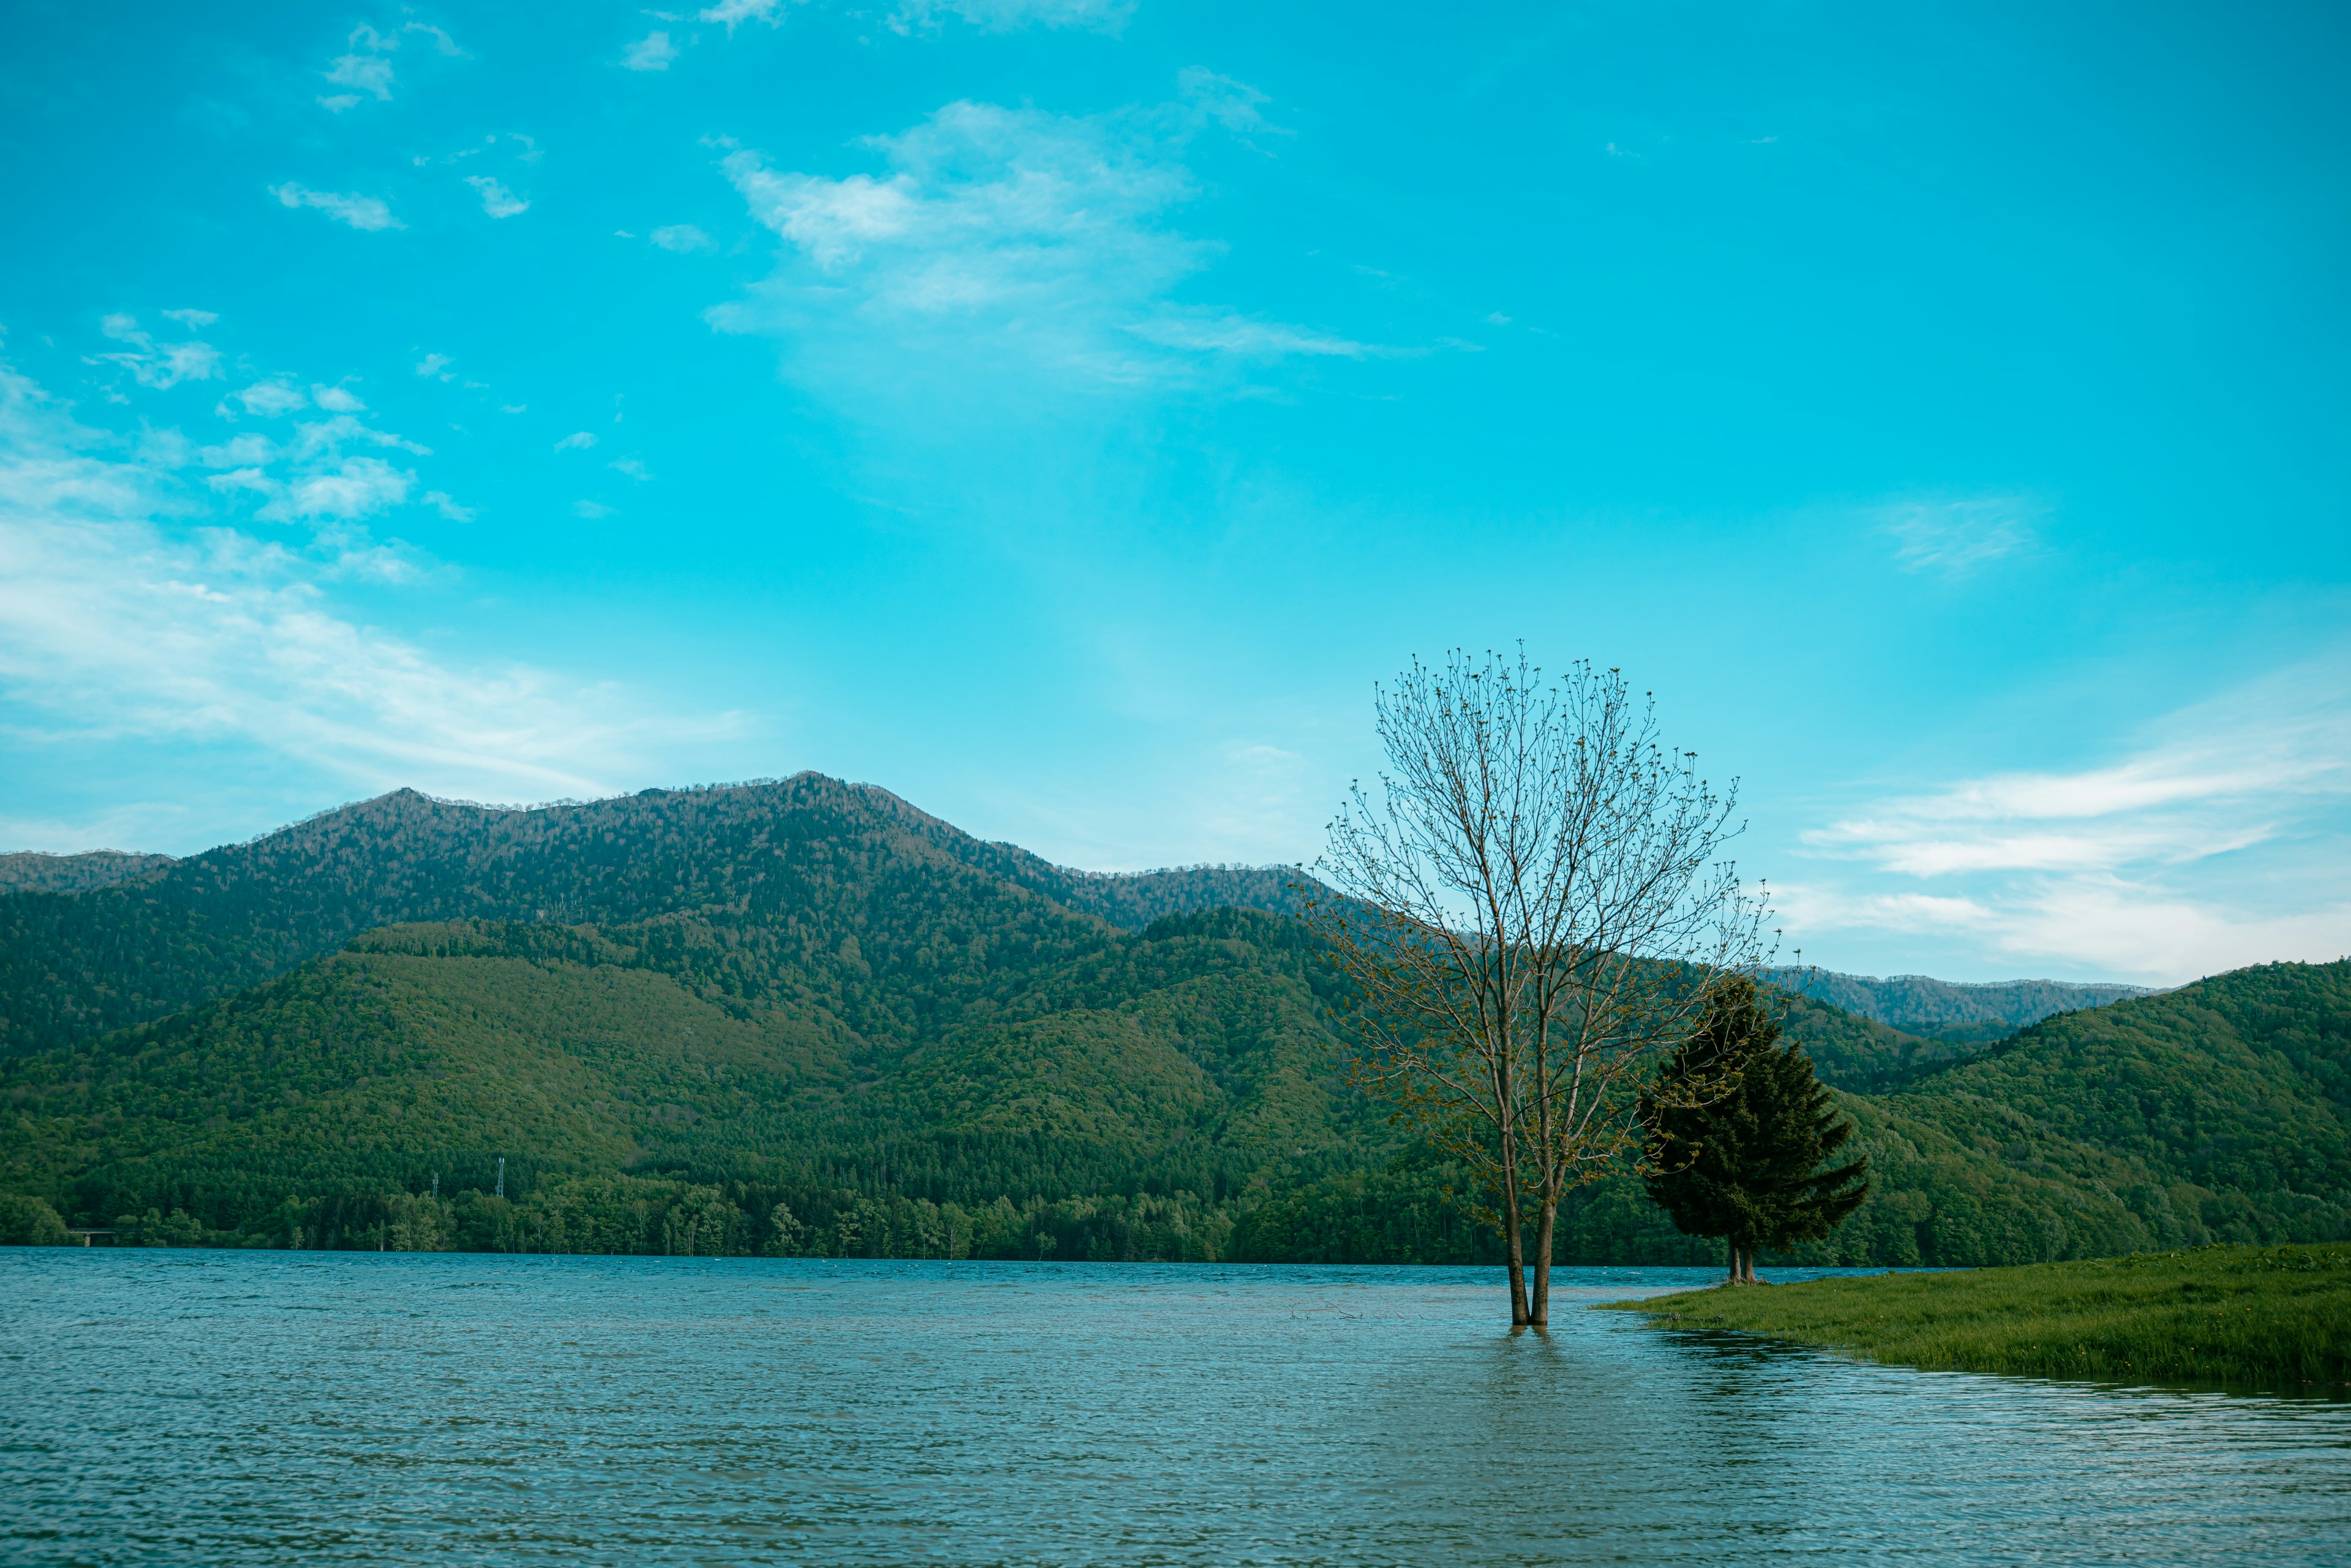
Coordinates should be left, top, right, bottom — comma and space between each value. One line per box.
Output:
623, 31, 680, 70
224, 381, 307, 418
88, 315, 223, 391
271, 183, 402, 232
323, 25, 397, 103
888, 0, 1134, 34
710, 81, 1370, 400
317, 21, 466, 111
700, 0, 789, 28
0, 360, 738, 816
1786, 657, 2351, 980
555, 431, 598, 451
1880, 495, 2036, 576
650, 223, 717, 252
465, 176, 529, 219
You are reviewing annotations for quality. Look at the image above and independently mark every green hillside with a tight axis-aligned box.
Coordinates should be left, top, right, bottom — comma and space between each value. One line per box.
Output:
0, 910, 1389, 1254
2, 781, 2342, 1269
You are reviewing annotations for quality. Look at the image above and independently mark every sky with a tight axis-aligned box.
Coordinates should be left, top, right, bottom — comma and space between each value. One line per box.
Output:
1, 0, 2346, 986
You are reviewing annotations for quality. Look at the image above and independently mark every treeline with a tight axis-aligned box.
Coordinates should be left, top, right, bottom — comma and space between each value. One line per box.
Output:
26, 1176, 1239, 1262
30, 1144, 2334, 1269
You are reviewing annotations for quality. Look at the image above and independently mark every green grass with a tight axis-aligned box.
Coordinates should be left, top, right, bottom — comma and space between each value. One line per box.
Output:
1602, 1243, 2351, 1390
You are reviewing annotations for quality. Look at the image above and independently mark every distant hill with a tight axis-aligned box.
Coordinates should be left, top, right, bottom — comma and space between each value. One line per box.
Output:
1783, 969, 2160, 1043
0, 850, 176, 895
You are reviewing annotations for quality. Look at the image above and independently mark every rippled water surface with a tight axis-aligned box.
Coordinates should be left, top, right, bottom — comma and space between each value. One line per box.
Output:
4, 1252, 2347, 1565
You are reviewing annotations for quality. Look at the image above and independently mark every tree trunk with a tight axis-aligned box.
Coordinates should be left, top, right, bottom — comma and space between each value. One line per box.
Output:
1502, 1176, 1530, 1326
1531, 1198, 1557, 1327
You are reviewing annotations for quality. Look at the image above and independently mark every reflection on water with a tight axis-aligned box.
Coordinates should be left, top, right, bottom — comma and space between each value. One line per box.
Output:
2, 1253, 2345, 1565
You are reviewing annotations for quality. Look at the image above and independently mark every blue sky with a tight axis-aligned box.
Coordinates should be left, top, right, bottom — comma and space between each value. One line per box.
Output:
2, 0, 2346, 984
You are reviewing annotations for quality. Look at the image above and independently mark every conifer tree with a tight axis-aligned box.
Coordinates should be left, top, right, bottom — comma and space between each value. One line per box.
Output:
1640, 977, 1869, 1283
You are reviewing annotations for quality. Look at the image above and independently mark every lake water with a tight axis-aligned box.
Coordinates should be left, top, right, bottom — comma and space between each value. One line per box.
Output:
3, 1252, 2346, 1565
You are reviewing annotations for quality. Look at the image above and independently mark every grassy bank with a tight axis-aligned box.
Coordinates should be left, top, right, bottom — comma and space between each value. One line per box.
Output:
1603, 1243, 2351, 1390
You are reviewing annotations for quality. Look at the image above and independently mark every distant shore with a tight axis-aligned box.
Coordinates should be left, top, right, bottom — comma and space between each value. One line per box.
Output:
1603, 1244, 2351, 1390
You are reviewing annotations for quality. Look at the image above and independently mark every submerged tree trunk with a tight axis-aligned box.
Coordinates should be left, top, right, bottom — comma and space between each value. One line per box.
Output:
1502, 1155, 1531, 1326
1531, 1199, 1557, 1326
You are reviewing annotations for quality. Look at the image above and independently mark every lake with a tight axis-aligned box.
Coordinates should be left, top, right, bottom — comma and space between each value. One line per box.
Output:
3, 1251, 2346, 1565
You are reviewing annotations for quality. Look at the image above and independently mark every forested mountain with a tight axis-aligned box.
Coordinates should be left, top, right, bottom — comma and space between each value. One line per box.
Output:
1787, 969, 2159, 1043
0, 778, 1307, 1059
0, 850, 176, 895
2, 780, 2343, 1270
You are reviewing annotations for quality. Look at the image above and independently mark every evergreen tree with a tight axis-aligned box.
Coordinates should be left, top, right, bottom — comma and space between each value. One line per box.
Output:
1640, 977, 1870, 1283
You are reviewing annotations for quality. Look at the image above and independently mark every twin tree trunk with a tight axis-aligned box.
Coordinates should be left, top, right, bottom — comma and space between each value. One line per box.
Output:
1310, 651, 1766, 1332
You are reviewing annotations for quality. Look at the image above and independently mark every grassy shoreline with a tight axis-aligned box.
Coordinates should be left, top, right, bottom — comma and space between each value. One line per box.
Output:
1601, 1243, 2351, 1390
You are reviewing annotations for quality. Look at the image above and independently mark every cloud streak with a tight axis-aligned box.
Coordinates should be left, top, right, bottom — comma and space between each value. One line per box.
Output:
1786, 658, 2351, 980
1880, 495, 2036, 576
271, 183, 402, 231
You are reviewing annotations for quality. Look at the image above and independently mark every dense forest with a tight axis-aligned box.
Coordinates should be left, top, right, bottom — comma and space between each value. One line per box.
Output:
1780, 969, 2160, 1045
2, 779, 2344, 1267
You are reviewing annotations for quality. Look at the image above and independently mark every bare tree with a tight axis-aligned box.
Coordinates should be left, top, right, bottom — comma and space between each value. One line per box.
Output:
1307, 650, 1769, 1327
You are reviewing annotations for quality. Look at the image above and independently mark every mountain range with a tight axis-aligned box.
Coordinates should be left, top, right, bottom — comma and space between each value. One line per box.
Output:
2, 776, 2344, 1268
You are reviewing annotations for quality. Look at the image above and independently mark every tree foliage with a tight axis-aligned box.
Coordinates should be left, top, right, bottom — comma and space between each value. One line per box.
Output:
1640, 977, 1869, 1281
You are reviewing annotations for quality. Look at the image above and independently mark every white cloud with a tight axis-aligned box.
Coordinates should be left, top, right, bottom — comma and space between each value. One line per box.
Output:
423, 490, 474, 522
711, 86, 1361, 399
256, 456, 414, 523
227, 381, 308, 418
323, 26, 397, 101
650, 223, 717, 252
414, 353, 454, 379
1788, 656, 2351, 981
700, 0, 787, 26
1881, 495, 2035, 576
609, 458, 653, 481
0, 360, 740, 811
466, 176, 530, 219
574, 500, 615, 519
405, 23, 466, 56
555, 431, 598, 451
623, 31, 680, 70
192, 411, 431, 533
889, 0, 1133, 32
162, 309, 219, 328
1126, 311, 1373, 359
312, 384, 366, 413
271, 183, 402, 232
317, 22, 463, 110
198, 433, 280, 468
89, 315, 223, 391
